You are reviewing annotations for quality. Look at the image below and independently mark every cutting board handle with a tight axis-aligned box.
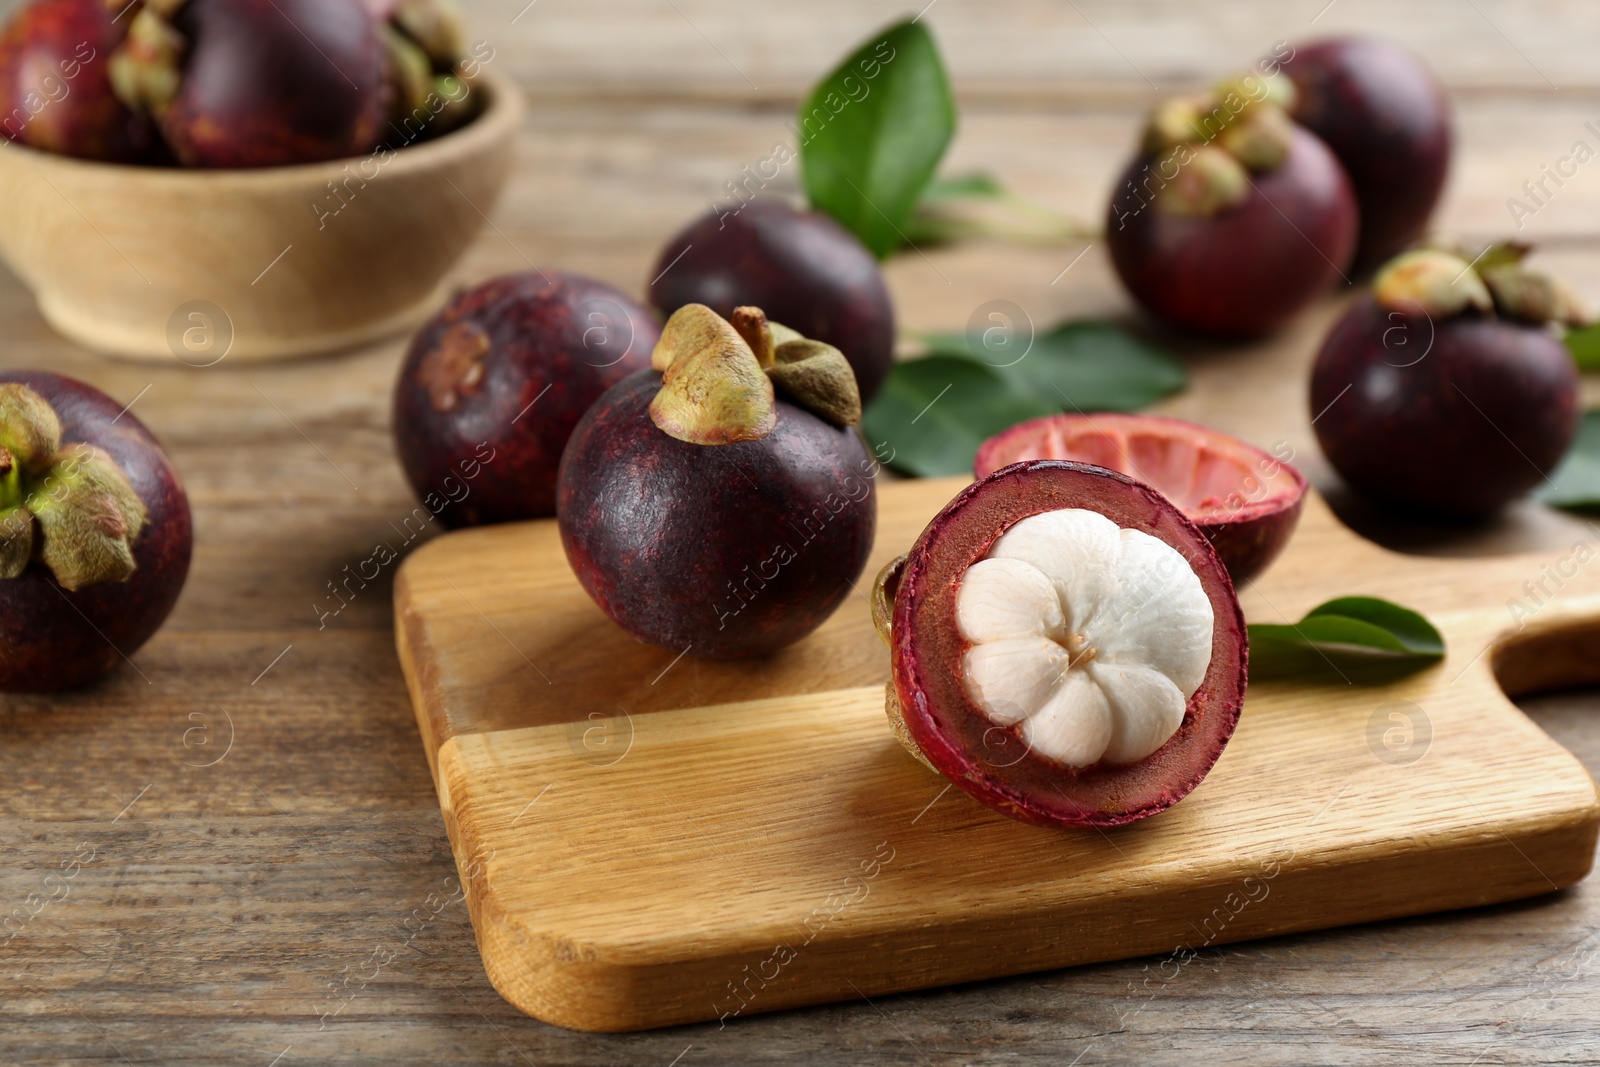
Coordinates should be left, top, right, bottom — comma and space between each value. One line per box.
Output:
1493, 600, 1600, 698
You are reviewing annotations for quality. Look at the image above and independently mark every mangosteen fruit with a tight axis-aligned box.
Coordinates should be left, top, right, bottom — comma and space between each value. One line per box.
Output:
0, 0, 162, 162
1106, 72, 1358, 337
107, 0, 389, 168
647, 199, 897, 403
975, 413, 1307, 584
873, 460, 1247, 828
558, 304, 876, 660
1282, 37, 1452, 271
1310, 244, 1583, 519
0, 371, 192, 692
394, 270, 660, 527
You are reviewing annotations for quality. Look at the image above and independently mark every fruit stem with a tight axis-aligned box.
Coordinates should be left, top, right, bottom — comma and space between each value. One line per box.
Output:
909, 187, 1101, 247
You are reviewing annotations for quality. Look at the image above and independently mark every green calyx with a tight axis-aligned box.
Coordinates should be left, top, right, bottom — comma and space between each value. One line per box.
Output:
392, 0, 465, 68
1375, 241, 1592, 327
382, 0, 480, 136
1141, 70, 1299, 218
0, 384, 148, 591
649, 305, 863, 446
107, 2, 188, 119
383, 25, 435, 120
0, 383, 61, 482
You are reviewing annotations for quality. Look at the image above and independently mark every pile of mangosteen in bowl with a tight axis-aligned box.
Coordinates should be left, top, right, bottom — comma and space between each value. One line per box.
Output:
0, 0, 519, 361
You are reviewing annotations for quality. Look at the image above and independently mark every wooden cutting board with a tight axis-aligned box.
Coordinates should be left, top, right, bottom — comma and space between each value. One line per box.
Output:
393, 476, 1600, 1033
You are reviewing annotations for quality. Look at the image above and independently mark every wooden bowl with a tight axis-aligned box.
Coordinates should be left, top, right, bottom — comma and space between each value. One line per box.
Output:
0, 70, 522, 364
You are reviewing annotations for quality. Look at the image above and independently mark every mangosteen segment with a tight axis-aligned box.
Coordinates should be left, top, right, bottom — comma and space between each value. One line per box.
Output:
0, 384, 148, 592
956, 509, 1214, 767
885, 460, 1248, 829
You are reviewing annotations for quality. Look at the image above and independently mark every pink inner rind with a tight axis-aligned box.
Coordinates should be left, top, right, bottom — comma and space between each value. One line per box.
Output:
892, 460, 1249, 828
976, 413, 1306, 523
976, 414, 1309, 582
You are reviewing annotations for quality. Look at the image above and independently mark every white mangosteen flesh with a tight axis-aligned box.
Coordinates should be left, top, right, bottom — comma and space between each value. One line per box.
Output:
955, 508, 1214, 768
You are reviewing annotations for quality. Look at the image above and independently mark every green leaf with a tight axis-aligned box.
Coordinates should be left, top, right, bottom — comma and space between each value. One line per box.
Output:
1303, 598, 1446, 656
799, 20, 955, 259
925, 321, 1187, 412
1539, 410, 1600, 511
860, 356, 1056, 477
1566, 325, 1600, 372
1248, 597, 1446, 683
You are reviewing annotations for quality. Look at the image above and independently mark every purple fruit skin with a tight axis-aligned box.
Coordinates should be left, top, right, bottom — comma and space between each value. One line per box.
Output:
1106, 126, 1358, 338
394, 271, 661, 528
0, 371, 192, 692
1310, 298, 1579, 519
557, 369, 877, 660
647, 199, 896, 403
1284, 37, 1453, 271
0, 0, 161, 163
163, 0, 387, 168
1199, 495, 1304, 585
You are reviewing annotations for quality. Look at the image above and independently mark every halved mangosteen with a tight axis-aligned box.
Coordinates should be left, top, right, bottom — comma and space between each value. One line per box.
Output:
875, 460, 1248, 828
976, 413, 1307, 583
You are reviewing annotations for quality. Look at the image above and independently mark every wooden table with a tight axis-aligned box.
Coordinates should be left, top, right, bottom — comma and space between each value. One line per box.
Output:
5, 1, 1600, 1062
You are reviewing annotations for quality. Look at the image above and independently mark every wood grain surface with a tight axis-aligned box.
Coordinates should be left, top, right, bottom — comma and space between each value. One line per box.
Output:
7, 0, 1600, 1062
395, 479, 1600, 1032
